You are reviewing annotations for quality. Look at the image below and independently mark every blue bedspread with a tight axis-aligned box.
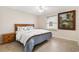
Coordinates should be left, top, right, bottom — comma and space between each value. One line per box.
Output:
24, 32, 52, 52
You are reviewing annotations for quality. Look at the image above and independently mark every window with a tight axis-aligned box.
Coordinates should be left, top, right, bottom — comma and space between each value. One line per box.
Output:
46, 16, 58, 30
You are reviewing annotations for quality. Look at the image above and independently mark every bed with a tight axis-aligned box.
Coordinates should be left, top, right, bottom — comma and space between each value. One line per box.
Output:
15, 24, 52, 52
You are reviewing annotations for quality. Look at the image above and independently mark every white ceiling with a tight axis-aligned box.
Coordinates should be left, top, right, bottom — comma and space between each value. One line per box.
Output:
7, 6, 79, 16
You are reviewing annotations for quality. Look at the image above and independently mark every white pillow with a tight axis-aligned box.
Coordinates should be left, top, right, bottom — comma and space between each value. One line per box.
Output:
17, 26, 34, 31
17, 27, 22, 31
25, 26, 33, 31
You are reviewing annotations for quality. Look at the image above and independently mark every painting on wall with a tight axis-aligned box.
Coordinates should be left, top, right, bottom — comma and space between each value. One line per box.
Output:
58, 10, 76, 30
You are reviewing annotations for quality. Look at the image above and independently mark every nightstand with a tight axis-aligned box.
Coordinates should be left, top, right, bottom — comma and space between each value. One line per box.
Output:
2, 33, 16, 43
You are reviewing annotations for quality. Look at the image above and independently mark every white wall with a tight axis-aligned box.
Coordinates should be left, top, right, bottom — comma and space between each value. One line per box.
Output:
36, 16, 46, 29
0, 7, 37, 38
37, 7, 79, 42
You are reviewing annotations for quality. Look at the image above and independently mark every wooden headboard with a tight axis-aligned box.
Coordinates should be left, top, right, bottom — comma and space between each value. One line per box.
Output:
15, 24, 34, 31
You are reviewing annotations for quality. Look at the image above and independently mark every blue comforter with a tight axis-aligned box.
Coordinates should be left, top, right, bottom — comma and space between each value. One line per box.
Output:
24, 32, 52, 52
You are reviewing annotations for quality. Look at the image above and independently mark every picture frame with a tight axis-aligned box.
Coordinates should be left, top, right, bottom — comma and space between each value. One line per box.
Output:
58, 10, 76, 30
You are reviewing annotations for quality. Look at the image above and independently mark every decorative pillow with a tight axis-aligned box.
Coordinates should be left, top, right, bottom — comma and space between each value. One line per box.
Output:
17, 26, 34, 31
25, 26, 34, 31
29, 26, 34, 31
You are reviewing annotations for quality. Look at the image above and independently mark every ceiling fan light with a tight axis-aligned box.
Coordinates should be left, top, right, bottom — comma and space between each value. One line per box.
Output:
36, 6, 47, 13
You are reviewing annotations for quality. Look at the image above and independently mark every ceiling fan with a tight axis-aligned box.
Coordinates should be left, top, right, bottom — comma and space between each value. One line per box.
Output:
36, 6, 47, 13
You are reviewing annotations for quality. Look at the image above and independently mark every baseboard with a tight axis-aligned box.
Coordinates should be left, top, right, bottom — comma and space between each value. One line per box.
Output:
54, 36, 78, 42
54, 36, 79, 46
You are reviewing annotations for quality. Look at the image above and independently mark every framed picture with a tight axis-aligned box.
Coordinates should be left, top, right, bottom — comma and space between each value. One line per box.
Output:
58, 10, 76, 30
